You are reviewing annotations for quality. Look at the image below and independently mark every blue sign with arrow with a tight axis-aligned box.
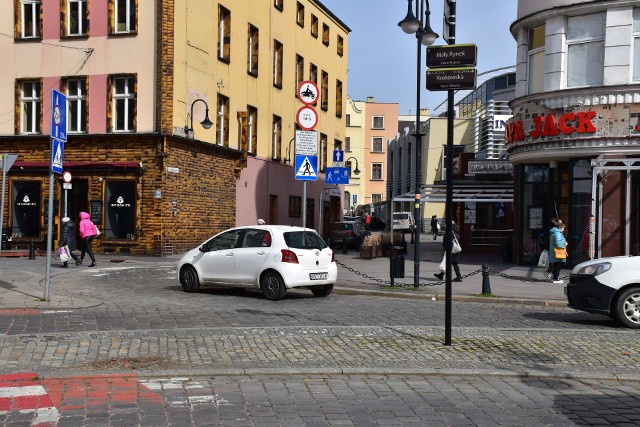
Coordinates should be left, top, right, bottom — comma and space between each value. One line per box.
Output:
325, 167, 350, 184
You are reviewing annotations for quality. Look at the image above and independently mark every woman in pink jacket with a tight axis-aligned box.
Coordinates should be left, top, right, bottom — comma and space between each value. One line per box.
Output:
78, 211, 98, 267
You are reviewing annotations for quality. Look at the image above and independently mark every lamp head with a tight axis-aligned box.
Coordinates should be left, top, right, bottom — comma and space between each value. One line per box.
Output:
420, 9, 438, 46
398, 0, 419, 34
353, 166, 361, 176
200, 114, 213, 130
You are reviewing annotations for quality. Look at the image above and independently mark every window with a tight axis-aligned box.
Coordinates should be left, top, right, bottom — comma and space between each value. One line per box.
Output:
12, 181, 41, 237
310, 63, 318, 84
311, 14, 318, 38
322, 23, 330, 46
371, 163, 383, 180
346, 114, 351, 127
247, 105, 257, 155
110, 75, 135, 132
105, 180, 136, 239
345, 136, 351, 152
321, 70, 328, 111
65, 0, 88, 36
566, 13, 605, 87
248, 24, 259, 76
204, 229, 242, 251
111, 0, 136, 34
218, 5, 230, 62
372, 194, 382, 204
20, 80, 41, 134
217, 94, 229, 147
272, 115, 282, 160
274, 0, 283, 11
273, 39, 283, 88
320, 133, 328, 171
527, 25, 545, 94
372, 116, 384, 129
296, 2, 304, 27
372, 137, 383, 153
335, 80, 343, 118
633, 9, 640, 81
66, 78, 87, 133
295, 54, 304, 91
19, 0, 41, 38
289, 195, 301, 217
337, 35, 344, 57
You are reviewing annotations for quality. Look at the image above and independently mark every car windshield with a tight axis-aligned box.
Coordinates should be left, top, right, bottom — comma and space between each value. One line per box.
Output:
284, 231, 328, 250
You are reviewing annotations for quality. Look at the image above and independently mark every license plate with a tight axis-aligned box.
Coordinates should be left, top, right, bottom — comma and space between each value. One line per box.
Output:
309, 273, 327, 280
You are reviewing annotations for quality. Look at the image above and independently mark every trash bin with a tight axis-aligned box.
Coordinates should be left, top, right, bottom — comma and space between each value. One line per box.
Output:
392, 246, 405, 278
1, 228, 11, 250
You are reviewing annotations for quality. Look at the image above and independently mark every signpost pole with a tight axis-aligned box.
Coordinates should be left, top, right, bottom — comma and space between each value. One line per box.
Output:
44, 151, 54, 301
302, 182, 307, 228
0, 156, 6, 257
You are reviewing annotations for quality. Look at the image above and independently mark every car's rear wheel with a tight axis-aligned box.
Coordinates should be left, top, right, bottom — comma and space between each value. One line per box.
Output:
310, 284, 333, 297
180, 266, 200, 293
261, 271, 287, 300
613, 287, 640, 328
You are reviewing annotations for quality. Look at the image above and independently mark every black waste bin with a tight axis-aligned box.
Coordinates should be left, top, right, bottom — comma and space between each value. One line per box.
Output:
392, 247, 405, 278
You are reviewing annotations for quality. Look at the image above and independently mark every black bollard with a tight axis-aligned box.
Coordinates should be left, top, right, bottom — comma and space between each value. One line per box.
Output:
28, 241, 36, 260
481, 263, 492, 294
342, 240, 348, 254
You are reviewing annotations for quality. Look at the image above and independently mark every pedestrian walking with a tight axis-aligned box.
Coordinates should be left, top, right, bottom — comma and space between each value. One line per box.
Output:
434, 220, 463, 282
78, 211, 98, 267
549, 218, 567, 284
58, 217, 79, 267
430, 215, 438, 240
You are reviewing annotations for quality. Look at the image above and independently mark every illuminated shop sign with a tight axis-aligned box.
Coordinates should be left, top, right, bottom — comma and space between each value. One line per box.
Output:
506, 111, 597, 144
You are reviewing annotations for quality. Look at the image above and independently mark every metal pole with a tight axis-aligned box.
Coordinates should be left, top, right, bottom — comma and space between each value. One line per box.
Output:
64, 189, 68, 217
413, 16, 423, 289
0, 156, 6, 257
44, 169, 54, 301
302, 181, 307, 228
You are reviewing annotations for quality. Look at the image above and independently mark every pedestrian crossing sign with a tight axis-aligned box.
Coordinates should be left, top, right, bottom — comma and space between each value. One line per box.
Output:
51, 138, 64, 174
294, 155, 318, 181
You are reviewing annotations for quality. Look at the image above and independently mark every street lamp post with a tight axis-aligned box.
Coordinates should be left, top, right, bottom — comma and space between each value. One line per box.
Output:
398, 0, 438, 288
346, 156, 361, 214
184, 98, 213, 137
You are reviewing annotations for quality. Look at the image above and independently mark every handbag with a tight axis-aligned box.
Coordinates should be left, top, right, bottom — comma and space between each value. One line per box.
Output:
537, 249, 549, 268
95, 226, 101, 236
553, 246, 567, 259
452, 237, 462, 254
59, 245, 71, 262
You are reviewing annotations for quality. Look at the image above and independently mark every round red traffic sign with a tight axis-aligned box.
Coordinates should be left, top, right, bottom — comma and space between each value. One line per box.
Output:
297, 80, 319, 106
62, 171, 72, 183
296, 106, 319, 131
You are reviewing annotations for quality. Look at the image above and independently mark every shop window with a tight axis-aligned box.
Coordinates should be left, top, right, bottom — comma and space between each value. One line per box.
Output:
11, 181, 41, 238
247, 24, 259, 77
64, 0, 88, 36
109, 75, 136, 132
247, 105, 257, 155
273, 39, 283, 88
105, 180, 136, 239
65, 77, 87, 133
335, 79, 343, 118
566, 13, 605, 87
17, 0, 41, 39
311, 14, 318, 38
371, 163, 383, 180
110, 0, 136, 34
295, 54, 304, 92
320, 70, 328, 111
218, 5, 230, 62
296, 2, 304, 27
19, 79, 41, 134
272, 114, 282, 160
527, 24, 545, 94
216, 94, 229, 147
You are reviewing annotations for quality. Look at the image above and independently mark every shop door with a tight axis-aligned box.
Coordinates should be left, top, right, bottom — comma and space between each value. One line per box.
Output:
59, 178, 88, 233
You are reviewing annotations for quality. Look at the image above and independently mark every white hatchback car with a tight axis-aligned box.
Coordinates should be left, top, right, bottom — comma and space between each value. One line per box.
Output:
567, 256, 640, 328
177, 225, 337, 300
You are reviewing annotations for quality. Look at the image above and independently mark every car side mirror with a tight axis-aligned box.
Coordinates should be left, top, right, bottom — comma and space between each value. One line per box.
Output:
199, 245, 209, 253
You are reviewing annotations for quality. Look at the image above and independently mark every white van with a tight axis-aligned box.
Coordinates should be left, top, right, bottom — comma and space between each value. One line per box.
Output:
392, 212, 414, 233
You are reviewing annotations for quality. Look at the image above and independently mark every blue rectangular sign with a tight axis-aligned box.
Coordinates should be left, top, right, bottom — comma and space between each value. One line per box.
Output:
51, 89, 67, 142
325, 167, 350, 184
295, 155, 318, 181
352, 194, 357, 204
332, 150, 344, 163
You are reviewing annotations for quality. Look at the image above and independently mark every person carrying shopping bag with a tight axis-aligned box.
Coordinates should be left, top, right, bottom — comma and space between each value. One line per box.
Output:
78, 211, 98, 267
434, 221, 463, 282
549, 218, 567, 284
58, 216, 79, 267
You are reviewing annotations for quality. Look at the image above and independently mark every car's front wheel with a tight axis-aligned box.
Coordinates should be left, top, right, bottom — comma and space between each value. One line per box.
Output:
261, 271, 287, 300
180, 266, 200, 293
613, 287, 640, 328
310, 284, 333, 297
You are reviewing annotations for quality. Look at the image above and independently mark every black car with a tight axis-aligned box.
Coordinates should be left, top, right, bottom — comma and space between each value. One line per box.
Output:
328, 221, 367, 249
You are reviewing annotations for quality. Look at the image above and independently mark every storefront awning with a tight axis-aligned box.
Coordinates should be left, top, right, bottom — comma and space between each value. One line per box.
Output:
394, 184, 513, 203
12, 161, 143, 171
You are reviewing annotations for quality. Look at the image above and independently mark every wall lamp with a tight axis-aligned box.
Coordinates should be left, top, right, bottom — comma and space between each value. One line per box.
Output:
184, 98, 213, 136
346, 156, 360, 176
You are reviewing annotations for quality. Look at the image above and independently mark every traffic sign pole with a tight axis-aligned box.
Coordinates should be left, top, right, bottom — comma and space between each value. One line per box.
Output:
0, 155, 6, 257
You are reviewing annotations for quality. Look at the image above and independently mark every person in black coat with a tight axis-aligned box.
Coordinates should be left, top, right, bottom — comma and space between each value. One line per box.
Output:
434, 221, 463, 282
59, 217, 79, 267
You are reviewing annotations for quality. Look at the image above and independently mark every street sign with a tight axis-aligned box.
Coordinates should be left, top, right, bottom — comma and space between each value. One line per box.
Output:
63, 171, 72, 183
51, 89, 67, 142
297, 80, 319, 105
426, 67, 477, 91
427, 44, 477, 68
51, 139, 64, 174
325, 167, 350, 185
295, 130, 318, 156
332, 149, 344, 167
0, 154, 18, 171
296, 105, 318, 130
352, 194, 357, 204
294, 155, 318, 181
63, 183, 72, 190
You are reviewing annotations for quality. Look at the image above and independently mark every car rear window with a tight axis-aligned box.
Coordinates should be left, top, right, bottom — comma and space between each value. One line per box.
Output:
284, 231, 328, 250
332, 223, 353, 231
394, 214, 409, 220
